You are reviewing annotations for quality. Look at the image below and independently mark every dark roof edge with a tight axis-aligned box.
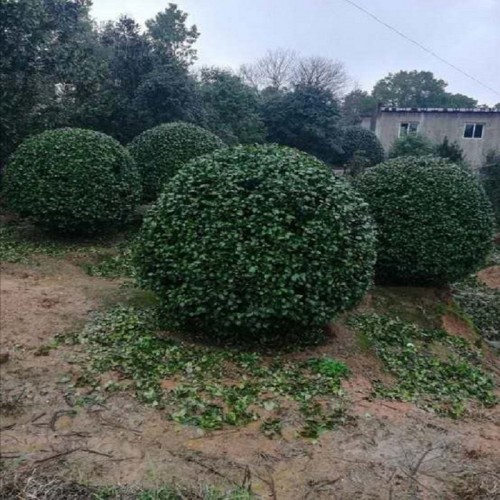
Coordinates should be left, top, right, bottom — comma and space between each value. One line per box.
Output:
380, 107, 500, 114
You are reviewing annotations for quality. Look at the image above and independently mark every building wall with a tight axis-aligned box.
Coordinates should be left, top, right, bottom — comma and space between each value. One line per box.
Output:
364, 110, 500, 168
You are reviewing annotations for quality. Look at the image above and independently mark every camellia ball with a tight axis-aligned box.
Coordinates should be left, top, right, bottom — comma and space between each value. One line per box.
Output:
3, 128, 141, 233
128, 121, 225, 202
355, 155, 494, 285
135, 144, 376, 340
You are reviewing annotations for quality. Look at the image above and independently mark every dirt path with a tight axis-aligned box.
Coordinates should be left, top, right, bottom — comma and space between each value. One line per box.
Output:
1, 258, 499, 499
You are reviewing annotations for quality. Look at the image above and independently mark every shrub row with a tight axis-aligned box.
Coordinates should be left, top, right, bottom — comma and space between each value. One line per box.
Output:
1, 126, 494, 341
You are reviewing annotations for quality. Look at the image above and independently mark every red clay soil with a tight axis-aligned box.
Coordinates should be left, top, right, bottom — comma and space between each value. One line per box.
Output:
478, 265, 500, 289
1, 258, 500, 499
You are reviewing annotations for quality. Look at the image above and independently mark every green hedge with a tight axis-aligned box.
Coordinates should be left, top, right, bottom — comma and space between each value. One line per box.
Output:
128, 122, 225, 202
3, 128, 141, 233
135, 144, 376, 341
341, 126, 385, 167
355, 156, 494, 284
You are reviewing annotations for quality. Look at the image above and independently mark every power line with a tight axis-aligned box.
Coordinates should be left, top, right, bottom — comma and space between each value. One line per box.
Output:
340, 0, 500, 99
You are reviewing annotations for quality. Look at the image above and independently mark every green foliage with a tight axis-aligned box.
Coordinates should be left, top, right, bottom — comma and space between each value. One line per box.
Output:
145, 3, 199, 66
341, 89, 377, 125
355, 156, 494, 284
0, 224, 70, 263
340, 126, 384, 167
372, 70, 477, 108
261, 85, 343, 164
452, 277, 500, 342
133, 63, 200, 131
389, 134, 434, 158
128, 121, 225, 202
135, 144, 376, 340
344, 151, 373, 177
197, 67, 265, 145
3, 128, 141, 233
78, 306, 349, 436
480, 150, 500, 226
436, 136, 464, 163
0, 0, 102, 166
349, 314, 497, 417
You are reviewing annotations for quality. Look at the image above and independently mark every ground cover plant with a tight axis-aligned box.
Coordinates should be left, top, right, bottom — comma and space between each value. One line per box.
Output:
135, 144, 376, 341
452, 277, 500, 343
2, 128, 141, 234
355, 155, 494, 285
128, 122, 226, 202
75, 306, 350, 439
349, 314, 497, 417
0, 218, 136, 280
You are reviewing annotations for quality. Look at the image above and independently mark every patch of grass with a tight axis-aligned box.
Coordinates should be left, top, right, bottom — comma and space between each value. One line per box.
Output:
348, 314, 497, 418
0, 224, 70, 263
75, 306, 349, 437
0, 220, 137, 280
83, 241, 136, 279
452, 277, 500, 342
0, 473, 253, 500
370, 286, 443, 329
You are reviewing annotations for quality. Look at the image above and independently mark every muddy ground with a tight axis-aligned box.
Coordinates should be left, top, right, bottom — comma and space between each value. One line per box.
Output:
1, 254, 499, 499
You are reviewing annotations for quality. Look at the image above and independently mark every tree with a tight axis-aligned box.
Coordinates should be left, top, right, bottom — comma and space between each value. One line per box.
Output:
100, 17, 153, 100
341, 89, 377, 125
240, 48, 296, 90
495, 103, 500, 110
145, 3, 199, 66
70, 5, 200, 141
291, 56, 348, 97
435, 137, 464, 163
389, 134, 435, 158
261, 85, 343, 164
134, 62, 199, 129
444, 93, 477, 108
0, 0, 100, 166
372, 70, 477, 108
197, 67, 265, 145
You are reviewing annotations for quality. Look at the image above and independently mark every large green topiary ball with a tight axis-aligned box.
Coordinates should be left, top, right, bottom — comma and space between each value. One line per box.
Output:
3, 128, 141, 233
341, 126, 385, 166
355, 156, 494, 285
135, 144, 376, 340
128, 122, 226, 202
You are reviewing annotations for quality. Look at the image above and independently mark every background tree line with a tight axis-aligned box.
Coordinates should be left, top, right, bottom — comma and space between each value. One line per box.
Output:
1, 0, 494, 169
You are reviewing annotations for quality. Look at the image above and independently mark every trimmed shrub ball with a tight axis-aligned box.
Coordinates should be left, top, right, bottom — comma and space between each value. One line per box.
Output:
355, 156, 494, 285
135, 144, 376, 340
3, 128, 141, 233
128, 122, 226, 202
340, 126, 385, 167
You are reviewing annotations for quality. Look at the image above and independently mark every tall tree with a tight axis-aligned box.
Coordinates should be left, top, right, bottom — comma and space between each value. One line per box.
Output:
341, 89, 377, 124
145, 3, 199, 66
197, 67, 265, 145
0, 0, 99, 165
372, 70, 477, 108
291, 56, 348, 97
240, 49, 297, 90
261, 84, 343, 164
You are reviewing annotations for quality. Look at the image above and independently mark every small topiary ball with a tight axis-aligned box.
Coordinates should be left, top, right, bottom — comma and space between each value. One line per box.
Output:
341, 126, 385, 167
355, 156, 494, 285
128, 122, 226, 202
3, 128, 141, 233
135, 144, 376, 340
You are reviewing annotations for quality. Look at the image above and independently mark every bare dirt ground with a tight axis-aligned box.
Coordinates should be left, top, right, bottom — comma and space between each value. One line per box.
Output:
1, 257, 500, 499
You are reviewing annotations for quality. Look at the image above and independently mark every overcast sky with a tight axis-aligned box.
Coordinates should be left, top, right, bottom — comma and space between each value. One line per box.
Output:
90, 0, 500, 105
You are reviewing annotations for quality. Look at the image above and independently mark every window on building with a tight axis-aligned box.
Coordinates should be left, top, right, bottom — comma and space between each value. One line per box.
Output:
399, 122, 419, 137
464, 123, 484, 139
